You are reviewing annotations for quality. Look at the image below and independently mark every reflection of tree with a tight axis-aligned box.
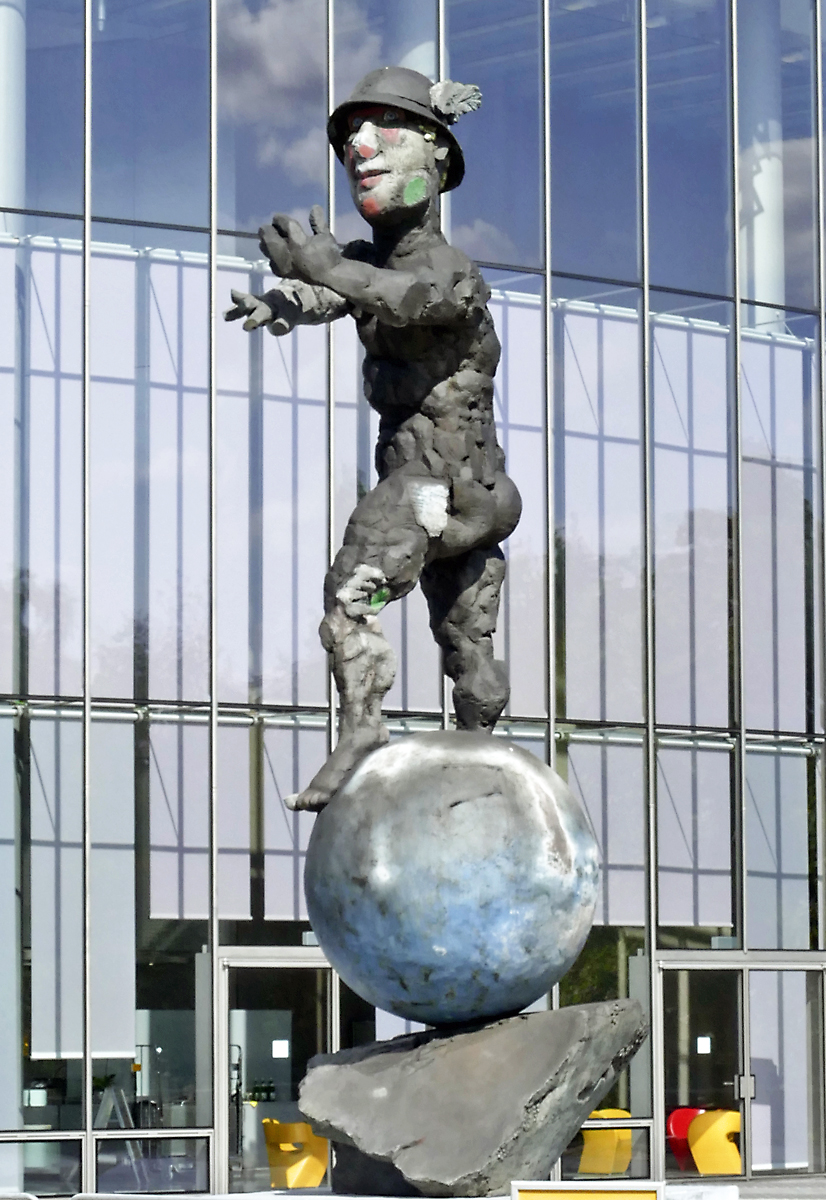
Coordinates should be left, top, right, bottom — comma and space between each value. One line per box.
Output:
17, 569, 83, 697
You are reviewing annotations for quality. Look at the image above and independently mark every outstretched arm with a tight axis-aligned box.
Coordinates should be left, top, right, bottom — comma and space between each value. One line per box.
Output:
224, 278, 350, 335
259, 207, 483, 328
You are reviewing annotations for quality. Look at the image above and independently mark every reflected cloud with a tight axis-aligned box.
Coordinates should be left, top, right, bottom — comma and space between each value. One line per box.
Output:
218, 0, 381, 193
451, 218, 520, 265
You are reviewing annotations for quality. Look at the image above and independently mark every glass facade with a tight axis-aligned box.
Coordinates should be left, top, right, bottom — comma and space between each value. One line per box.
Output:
3, 0, 826, 1191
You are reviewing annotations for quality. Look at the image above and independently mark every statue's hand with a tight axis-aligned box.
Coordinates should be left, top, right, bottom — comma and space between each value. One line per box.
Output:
266, 206, 342, 285
224, 289, 275, 330
223, 288, 298, 336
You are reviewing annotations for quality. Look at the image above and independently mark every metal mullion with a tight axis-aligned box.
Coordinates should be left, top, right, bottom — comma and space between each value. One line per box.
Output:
438, 0, 450, 729
814, 0, 826, 959
208, 0, 220, 1186
730, 0, 747, 962
639, 0, 662, 1181
542, 9, 562, 1175
327, 0, 337, 757
81, 0, 93, 1184
91, 1128, 216, 1143
543, 0, 554, 773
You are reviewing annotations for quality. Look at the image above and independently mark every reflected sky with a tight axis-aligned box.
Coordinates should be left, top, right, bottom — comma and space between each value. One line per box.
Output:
550, 0, 639, 283
92, 0, 209, 227
447, 0, 543, 268
648, 0, 733, 297
25, 0, 84, 215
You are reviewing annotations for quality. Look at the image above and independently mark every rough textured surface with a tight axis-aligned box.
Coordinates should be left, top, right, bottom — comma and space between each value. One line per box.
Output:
305, 731, 599, 1025
226, 67, 522, 811
300, 1001, 649, 1197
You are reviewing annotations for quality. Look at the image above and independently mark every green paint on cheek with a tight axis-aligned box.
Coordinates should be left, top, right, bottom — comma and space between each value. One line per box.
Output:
370, 587, 390, 610
403, 177, 427, 206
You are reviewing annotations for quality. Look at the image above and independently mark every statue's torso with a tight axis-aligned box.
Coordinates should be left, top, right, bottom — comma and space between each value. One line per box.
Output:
352, 244, 504, 489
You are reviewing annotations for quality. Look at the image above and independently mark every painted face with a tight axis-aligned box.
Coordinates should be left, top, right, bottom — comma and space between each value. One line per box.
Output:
343, 106, 446, 224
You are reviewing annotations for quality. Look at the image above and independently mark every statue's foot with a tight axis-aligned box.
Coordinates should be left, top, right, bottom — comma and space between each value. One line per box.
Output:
285, 724, 388, 811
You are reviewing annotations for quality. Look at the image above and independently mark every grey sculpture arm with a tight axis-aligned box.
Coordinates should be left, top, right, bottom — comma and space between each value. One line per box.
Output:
224, 279, 350, 335
259, 207, 483, 328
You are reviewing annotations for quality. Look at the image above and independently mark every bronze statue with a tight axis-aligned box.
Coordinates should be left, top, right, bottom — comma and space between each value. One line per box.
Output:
226, 67, 521, 810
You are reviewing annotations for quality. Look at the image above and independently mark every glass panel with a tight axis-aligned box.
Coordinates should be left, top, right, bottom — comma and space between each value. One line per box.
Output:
228, 966, 330, 1193
657, 743, 737, 949
0, 217, 84, 698
218, 0, 327, 235
263, 722, 323, 922
560, 1126, 649, 1181
0, 1140, 81, 1196
90, 717, 211, 1131
746, 746, 817, 950
90, 719, 136, 1067
663, 969, 743, 1178
651, 294, 733, 728
549, 0, 639, 282
749, 970, 824, 1174
738, 0, 817, 313
334, 0, 438, 241
486, 271, 546, 718
4, 712, 84, 1133
554, 282, 643, 723
216, 248, 328, 707
647, 0, 733, 296
740, 308, 821, 734
561, 733, 650, 1117
92, 0, 209, 226
90, 224, 210, 702
217, 724, 252, 922
26, 716, 84, 1127
96, 1137, 208, 1193
446, 0, 542, 268
7, 0, 84, 218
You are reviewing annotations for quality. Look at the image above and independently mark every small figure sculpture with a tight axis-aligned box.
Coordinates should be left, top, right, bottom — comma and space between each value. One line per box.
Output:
226, 67, 521, 810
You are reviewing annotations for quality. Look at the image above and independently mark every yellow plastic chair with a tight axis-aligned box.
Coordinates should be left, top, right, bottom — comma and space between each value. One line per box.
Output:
261, 1119, 328, 1189
687, 1109, 741, 1175
578, 1108, 633, 1175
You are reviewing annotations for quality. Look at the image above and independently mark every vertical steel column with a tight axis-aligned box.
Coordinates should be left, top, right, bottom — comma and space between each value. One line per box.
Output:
814, 0, 826, 950
437, 0, 450, 730
638, 0, 663, 1180
812, 0, 826, 1131
208, 0, 220, 1185
81, 0, 93, 1185
327, 0, 337, 756
730, 0, 750, 1175
543, 0, 554, 773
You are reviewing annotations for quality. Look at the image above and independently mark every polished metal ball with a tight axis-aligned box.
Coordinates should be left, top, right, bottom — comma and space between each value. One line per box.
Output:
304, 731, 599, 1026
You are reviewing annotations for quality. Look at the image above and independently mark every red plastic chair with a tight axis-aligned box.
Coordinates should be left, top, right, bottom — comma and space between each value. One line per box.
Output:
666, 1106, 706, 1171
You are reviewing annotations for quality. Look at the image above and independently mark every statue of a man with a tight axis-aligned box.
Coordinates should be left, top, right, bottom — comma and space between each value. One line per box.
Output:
226, 67, 522, 810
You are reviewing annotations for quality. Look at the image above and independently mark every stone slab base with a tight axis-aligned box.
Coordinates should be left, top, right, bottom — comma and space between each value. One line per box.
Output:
299, 999, 649, 1197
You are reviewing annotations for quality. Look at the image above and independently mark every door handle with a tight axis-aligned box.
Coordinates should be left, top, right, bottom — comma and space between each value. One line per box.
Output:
729, 1074, 756, 1100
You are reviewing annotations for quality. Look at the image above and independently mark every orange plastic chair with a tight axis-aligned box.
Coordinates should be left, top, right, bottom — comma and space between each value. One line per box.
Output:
578, 1108, 633, 1175
687, 1109, 741, 1176
261, 1118, 328, 1189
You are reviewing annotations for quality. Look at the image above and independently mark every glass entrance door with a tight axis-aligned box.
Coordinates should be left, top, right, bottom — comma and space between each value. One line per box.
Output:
663, 969, 744, 1178
748, 970, 824, 1176
226, 966, 331, 1193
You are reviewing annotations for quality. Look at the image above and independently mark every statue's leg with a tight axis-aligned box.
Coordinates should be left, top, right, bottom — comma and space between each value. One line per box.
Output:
286, 482, 430, 811
421, 546, 509, 731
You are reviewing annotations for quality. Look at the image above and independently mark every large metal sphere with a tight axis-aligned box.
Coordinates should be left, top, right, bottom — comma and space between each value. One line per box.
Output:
304, 731, 599, 1026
